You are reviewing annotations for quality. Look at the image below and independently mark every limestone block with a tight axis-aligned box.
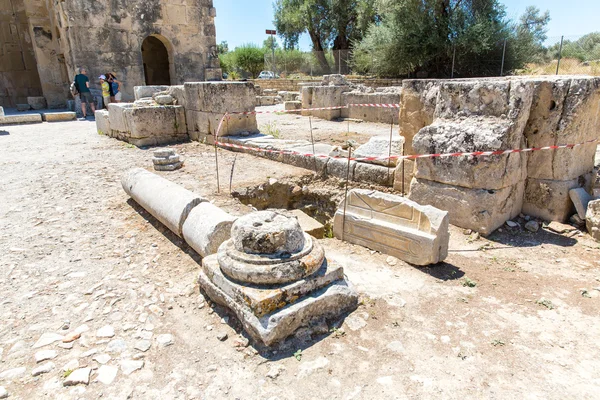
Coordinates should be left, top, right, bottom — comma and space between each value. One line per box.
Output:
408, 178, 524, 236
310, 86, 348, 120
167, 85, 186, 107
586, 199, 600, 241
182, 202, 236, 257
134, 86, 169, 101
399, 80, 440, 154
186, 110, 257, 138
129, 136, 188, 148
342, 93, 381, 121
125, 106, 187, 139
108, 103, 133, 133
198, 267, 357, 346
284, 101, 302, 111
522, 177, 588, 222
205, 68, 223, 82
354, 135, 404, 167
413, 117, 528, 190
393, 159, 415, 195
27, 96, 47, 110
16, 104, 31, 111
153, 155, 180, 165
95, 109, 111, 135
434, 80, 511, 118
326, 157, 356, 180
154, 161, 183, 171
333, 189, 449, 265
154, 95, 174, 105
353, 162, 394, 186
569, 188, 594, 219
301, 87, 313, 116
378, 93, 401, 124
256, 96, 281, 106
42, 112, 76, 122
0, 114, 42, 125
288, 210, 325, 239
121, 168, 205, 237
0, 106, 3, 116
279, 91, 300, 101
184, 82, 256, 113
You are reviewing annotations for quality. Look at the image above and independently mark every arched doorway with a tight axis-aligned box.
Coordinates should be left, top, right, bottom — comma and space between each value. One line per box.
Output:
141, 35, 172, 85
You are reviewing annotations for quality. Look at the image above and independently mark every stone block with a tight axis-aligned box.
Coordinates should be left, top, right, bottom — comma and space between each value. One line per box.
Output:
0, 106, 4, 116
408, 178, 524, 236
125, 105, 187, 139
95, 110, 110, 135
108, 103, 134, 133
333, 189, 449, 265
154, 95, 174, 105
134, 86, 169, 101
413, 118, 528, 190
353, 135, 404, 167
153, 155, 180, 165
569, 188, 594, 219
167, 85, 186, 107
205, 68, 223, 81
393, 159, 415, 195
399, 80, 440, 154
288, 209, 325, 239
306, 86, 348, 120
0, 114, 42, 125
353, 162, 394, 186
186, 110, 257, 138
301, 87, 313, 116
182, 202, 236, 258
121, 168, 205, 237
434, 80, 512, 118
42, 112, 76, 122
522, 176, 588, 222
284, 101, 302, 111
586, 199, 600, 241
326, 157, 355, 180
256, 96, 281, 106
27, 96, 47, 110
16, 104, 31, 111
184, 82, 256, 113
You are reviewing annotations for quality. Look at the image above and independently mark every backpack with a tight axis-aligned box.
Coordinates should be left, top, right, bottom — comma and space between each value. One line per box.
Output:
70, 78, 79, 97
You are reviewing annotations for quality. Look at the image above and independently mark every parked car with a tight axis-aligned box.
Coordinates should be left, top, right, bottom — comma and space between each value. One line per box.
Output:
258, 71, 277, 79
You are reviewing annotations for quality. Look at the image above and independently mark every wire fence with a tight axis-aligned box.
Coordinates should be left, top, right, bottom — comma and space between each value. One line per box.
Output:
262, 34, 600, 79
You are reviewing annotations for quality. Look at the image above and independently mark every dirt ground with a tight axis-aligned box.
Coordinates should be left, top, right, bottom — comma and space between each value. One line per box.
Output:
1, 118, 600, 400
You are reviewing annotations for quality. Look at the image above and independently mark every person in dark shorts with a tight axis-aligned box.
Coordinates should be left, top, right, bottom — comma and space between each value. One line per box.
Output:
74, 67, 96, 119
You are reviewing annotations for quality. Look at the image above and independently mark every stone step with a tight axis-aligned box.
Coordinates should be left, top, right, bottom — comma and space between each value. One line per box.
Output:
0, 114, 43, 125
42, 112, 76, 122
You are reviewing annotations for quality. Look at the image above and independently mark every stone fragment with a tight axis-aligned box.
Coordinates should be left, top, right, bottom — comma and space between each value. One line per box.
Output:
105, 339, 128, 353
154, 162, 183, 171
120, 359, 144, 375
94, 110, 110, 135
96, 325, 115, 338
216, 332, 228, 341
62, 331, 81, 343
506, 220, 518, 228
334, 189, 449, 265
586, 199, 600, 241
156, 334, 174, 347
0, 106, 4, 116
523, 177, 586, 222
288, 210, 325, 239
155, 95, 175, 105
182, 202, 236, 257
35, 350, 57, 363
284, 101, 302, 111
298, 357, 330, 378
546, 221, 577, 234
16, 103, 31, 111
152, 155, 180, 165
198, 211, 358, 346
0, 387, 6, 399
134, 340, 151, 352
93, 354, 111, 365
524, 221, 540, 232
63, 367, 91, 386
32, 362, 55, 377
153, 148, 175, 158
569, 188, 593, 219
134, 86, 169, 100
62, 359, 79, 372
353, 136, 404, 167
96, 365, 118, 385
0, 367, 26, 380
570, 214, 586, 229
32, 332, 64, 349
121, 168, 205, 236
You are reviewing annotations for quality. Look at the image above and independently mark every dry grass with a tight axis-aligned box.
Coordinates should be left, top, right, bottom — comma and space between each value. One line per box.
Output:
516, 58, 600, 76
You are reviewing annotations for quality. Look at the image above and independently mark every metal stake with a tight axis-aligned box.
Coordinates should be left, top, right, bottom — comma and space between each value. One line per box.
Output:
451, 45, 456, 79
401, 142, 406, 196
341, 146, 352, 242
387, 116, 393, 185
556, 36, 564, 75
309, 117, 317, 173
500, 38, 507, 76
229, 154, 237, 194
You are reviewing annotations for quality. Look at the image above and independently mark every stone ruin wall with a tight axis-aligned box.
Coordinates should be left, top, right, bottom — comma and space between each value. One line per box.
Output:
0, 0, 220, 108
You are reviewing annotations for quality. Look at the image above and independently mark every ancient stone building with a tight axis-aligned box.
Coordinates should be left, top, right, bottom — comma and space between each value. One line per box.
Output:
1, 0, 220, 108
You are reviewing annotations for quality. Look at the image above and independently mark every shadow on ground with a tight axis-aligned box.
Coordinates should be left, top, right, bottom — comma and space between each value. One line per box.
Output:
487, 227, 578, 248
0, 130, 9, 136
413, 261, 465, 281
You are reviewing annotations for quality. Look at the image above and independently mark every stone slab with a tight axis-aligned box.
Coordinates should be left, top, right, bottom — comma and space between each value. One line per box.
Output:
353, 135, 404, 167
522, 177, 586, 222
393, 159, 415, 195
0, 114, 43, 125
353, 162, 394, 187
43, 112, 76, 122
134, 86, 169, 101
27, 96, 47, 110
121, 168, 205, 236
182, 202, 236, 258
108, 103, 133, 133
153, 161, 184, 170
569, 188, 594, 219
198, 268, 358, 346
184, 82, 256, 113
333, 189, 449, 265
409, 178, 524, 236
288, 209, 325, 239
203, 254, 343, 317
586, 199, 600, 241
284, 101, 302, 111
126, 105, 187, 139
186, 110, 258, 138
16, 103, 31, 111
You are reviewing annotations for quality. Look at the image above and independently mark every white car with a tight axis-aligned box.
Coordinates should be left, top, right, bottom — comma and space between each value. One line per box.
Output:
258, 71, 276, 79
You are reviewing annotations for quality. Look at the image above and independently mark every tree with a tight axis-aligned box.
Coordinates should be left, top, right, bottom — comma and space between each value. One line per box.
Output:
233, 44, 266, 78
548, 32, 600, 62
273, 0, 376, 73
352, 0, 550, 78
263, 36, 280, 51
217, 41, 229, 55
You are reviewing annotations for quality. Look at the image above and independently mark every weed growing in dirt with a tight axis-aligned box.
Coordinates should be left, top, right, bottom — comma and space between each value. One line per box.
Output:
324, 225, 334, 238
63, 369, 73, 378
261, 121, 281, 138
581, 289, 591, 298
463, 277, 477, 287
331, 327, 346, 338
491, 339, 506, 347
536, 298, 554, 309
294, 349, 303, 361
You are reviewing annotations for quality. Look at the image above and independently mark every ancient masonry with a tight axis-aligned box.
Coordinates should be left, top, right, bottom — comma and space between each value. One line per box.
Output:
1, 0, 221, 108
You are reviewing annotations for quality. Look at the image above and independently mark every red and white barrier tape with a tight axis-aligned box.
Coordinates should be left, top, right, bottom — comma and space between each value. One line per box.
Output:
215, 138, 600, 162
226, 103, 401, 116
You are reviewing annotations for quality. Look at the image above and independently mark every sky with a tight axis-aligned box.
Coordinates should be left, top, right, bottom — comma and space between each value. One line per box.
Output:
214, 0, 600, 51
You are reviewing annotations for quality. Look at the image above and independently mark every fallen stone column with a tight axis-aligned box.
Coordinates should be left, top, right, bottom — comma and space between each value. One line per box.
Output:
182, 202, 237, 258
121, 168, 205, 237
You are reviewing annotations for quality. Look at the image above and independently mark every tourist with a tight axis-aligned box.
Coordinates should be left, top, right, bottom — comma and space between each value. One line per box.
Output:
74, 67, 95, 119
108, 72, 122, 103
99, 75, 110, 109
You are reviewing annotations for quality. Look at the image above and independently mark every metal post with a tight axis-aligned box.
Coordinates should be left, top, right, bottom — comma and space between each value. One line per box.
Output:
309, 117, 317, 173
338, 50, 341, 75
271, 33, 276, 76
401, 142, 405, 196
387, 117, 393, 185
214, 141, 220, 194
556, 36, 564, 75
229, 154, 237, 194
500, 39, 507, 76
451, 45, 456, 79
341, 146, 352, 242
